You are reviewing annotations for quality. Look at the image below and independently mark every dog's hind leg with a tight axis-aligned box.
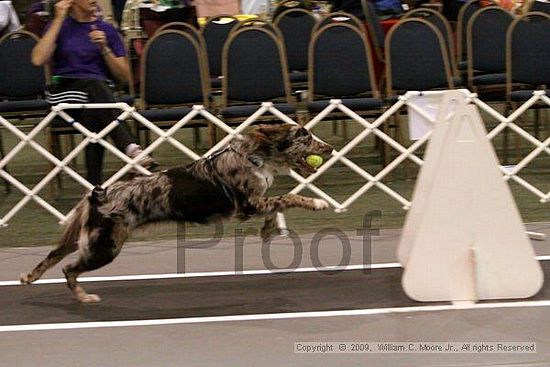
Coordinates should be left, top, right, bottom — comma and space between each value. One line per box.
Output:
20, 241, 78, 284
63, 223, 128, 303
20, 206, 84, 285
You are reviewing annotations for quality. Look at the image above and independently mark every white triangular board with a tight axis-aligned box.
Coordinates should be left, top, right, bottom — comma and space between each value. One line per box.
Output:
398, 96, 543, 302
398, 91, 462, 266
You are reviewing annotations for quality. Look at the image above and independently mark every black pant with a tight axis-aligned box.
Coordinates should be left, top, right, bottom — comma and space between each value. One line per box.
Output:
50, 78, 137, 185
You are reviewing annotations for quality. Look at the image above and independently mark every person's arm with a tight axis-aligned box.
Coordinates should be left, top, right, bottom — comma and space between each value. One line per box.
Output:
31, 0, 73, 66
89, 26, 130, 83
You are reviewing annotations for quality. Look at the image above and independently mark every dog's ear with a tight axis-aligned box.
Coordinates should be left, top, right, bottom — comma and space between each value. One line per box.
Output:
252, 124, 294, 152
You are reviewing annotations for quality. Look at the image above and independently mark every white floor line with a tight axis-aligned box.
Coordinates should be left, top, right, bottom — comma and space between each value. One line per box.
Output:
0, 262, 402, 286
2, 299, 550, 333
2, 255, 550, 287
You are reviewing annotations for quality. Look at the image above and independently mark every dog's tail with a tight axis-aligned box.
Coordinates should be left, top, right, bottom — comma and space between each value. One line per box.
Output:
60, 198, 88, 249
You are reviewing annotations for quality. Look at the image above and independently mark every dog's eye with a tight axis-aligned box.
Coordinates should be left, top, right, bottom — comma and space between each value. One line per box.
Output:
294, 127, 310, 138
277, 140, 291, 151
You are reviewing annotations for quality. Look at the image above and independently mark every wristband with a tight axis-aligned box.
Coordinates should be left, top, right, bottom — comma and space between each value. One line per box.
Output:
101, 47, 112, 56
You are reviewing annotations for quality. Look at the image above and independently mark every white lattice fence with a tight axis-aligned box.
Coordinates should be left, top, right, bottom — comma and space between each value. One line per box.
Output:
0, 89, 548, 228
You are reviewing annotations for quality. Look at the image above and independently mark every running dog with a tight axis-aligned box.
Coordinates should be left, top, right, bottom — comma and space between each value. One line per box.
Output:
20, 124, 333, 303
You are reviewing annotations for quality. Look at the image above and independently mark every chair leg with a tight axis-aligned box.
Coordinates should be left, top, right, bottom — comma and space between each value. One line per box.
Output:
502, 103, 512, 165
380, 118, 391, 168
514, 112, 524, 164
534, 107, 540, 140
192, 127, 201, 149
0, 130, 10, 194
545, 109, 550, 137
332, 121, 338, 136
68, 135, 78, 170
342, 120, 349, 141
207, 123, 217, 147
145, 129, 151, 146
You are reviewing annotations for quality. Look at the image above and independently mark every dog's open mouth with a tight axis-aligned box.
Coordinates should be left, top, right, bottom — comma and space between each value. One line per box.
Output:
294, 152, 330, 176
298, 155, 318, 175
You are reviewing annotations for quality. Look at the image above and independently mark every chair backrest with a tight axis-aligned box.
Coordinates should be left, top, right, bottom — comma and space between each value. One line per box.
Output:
273, 8, 316, 72
156, 21, 201, 39
404, 8, 457, 76
232, 18, 279, 35
200, 15, 239, 77
309, 22, 379, 100
467, 6, 514, 77
311, 12, 365, 35
0, 30, 47, 99
272, 0, 312, 21
155, 21, 208, 64
506, 12, 550, 90
529, 1, 550, 14
456, 0, 481, 63
222, 26, 291, 105
385, 18, 453, 95
361, 0, 385, 61
140, 30, 209, 108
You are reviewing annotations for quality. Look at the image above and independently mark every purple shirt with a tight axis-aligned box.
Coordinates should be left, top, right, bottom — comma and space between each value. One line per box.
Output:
48, 17, 126, 80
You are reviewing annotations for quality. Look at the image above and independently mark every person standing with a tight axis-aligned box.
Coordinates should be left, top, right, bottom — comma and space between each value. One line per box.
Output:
31, 0, 157, 185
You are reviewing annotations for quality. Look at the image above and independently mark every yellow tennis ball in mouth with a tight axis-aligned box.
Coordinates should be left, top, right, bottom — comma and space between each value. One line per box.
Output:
306, 155, 323, 168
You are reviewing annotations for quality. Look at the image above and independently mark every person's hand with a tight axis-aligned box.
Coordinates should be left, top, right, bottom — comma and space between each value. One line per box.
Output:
54, 0, 73, 20
89, 25, 108, 51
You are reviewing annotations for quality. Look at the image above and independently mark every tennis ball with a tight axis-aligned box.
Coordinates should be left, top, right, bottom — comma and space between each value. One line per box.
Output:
306, 155, 323, 168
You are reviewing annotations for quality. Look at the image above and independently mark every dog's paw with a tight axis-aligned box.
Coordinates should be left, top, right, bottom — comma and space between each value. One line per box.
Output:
20, 273, 33, 285
261, 226, 275, 243
78, 293, 101, 303
312, 199, 329, 210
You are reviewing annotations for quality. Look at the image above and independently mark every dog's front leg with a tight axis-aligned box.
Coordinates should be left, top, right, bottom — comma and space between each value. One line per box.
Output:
252, 194, 329, 215
261, 212, 278, 243
255, 195, 328, 242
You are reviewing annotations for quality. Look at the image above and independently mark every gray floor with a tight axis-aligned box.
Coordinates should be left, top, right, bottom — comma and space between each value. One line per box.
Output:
0, 223, 549, 367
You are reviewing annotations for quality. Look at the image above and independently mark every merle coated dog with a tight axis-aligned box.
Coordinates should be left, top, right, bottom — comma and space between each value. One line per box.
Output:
21, 124, 333, 303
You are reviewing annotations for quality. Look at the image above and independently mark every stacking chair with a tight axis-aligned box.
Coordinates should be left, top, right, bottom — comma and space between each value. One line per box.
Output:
307, 22, 383, 116
403, 8, 458, 79
529, 1, 550, 14
505, 12, 550, 158
385, 18, 454, 97
0, 31, 49, 117
139, 29, 215, 147
311, 12, 365, 35
466, 6, 514, 101
200, 15, 239, 91
220, 25, 295, 124
307, 22, 385, 160
456, 0, 481, 74
273, 8, 317, 89
385, 18, 455, 166
506, 12, 550, 101
0, 30, 49, 193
